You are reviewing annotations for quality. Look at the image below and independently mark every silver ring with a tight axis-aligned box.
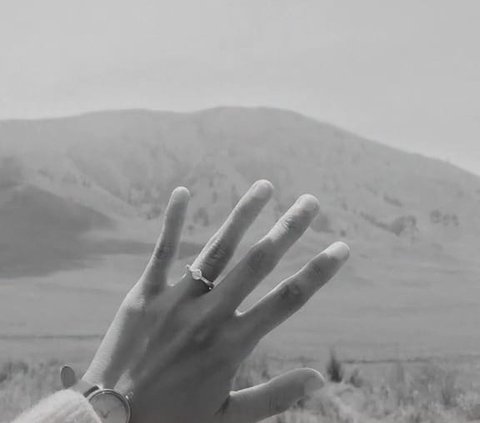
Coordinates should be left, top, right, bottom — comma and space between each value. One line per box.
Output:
185, 265, 215, 291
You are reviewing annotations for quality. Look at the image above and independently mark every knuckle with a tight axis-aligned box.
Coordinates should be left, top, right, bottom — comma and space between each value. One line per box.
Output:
138, 270, 164, 297
186, 306, 220, 342
246, 241, 277, 274
189, 324, 218, 350
280, 214, 305, 236
205, 239, 234, 266
122, 295, 148, 319
154, 241, 176, 260
307, 258, 329, 281
268, 395, 286, 415
278, 280, 307, 307
231, 206, 252, 227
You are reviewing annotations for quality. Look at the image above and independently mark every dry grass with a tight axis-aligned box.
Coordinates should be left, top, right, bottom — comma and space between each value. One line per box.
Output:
2, 353, 480, 423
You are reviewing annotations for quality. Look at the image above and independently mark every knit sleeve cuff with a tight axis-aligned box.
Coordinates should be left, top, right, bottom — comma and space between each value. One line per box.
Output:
12, 389, 100, 423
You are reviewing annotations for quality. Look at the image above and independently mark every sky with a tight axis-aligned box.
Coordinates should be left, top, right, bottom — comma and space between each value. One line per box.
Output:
1, 0, 479, 175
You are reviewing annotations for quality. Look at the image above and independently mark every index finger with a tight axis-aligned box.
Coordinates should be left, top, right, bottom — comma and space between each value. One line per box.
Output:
142, 186, 190, 291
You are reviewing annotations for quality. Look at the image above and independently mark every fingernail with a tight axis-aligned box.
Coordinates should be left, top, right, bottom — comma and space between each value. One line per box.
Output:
324, 242, 350, 263
60, 365, 77, 388
252, 180, 273, 199
297, 194, 320, 214
172, 186, 191, 200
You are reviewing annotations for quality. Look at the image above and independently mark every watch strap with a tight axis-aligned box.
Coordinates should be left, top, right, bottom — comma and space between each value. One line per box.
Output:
70, 379, 100, 398
61, 365, 131, 422
61, 365, 100, 398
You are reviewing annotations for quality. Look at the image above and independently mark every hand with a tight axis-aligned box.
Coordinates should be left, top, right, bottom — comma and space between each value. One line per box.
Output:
82, 180, 350, 423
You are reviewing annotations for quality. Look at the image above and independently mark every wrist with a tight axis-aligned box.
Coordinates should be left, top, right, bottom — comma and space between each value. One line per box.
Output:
64, 368, 132, 423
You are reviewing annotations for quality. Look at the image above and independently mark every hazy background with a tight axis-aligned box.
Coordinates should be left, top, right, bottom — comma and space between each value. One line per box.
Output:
2, 2, 480, 422
1, 0, 479, 175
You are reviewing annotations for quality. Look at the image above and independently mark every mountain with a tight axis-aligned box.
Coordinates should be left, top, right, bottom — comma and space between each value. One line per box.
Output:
2, 107, 479, 242
2, 107, 480, 359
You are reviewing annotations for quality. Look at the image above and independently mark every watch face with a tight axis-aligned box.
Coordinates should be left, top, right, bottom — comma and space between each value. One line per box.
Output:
89, 389, 130, 423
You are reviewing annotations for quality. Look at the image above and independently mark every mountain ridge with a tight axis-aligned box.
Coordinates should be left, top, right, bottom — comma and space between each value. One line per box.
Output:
0, 106, 479, 278
1, 106, 478, 181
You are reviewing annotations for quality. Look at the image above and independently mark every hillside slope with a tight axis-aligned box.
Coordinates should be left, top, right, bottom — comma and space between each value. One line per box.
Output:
1, 107, 479, 248
1, 107, 480, 360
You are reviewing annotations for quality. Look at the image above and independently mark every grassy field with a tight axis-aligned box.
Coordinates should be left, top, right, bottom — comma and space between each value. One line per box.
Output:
1, 221, 480, 421
2, 243, 480, 422
2, 234, 480, 362
3, 351, 480, 422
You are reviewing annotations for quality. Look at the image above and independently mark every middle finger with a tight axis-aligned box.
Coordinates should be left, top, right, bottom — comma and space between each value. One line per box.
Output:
209, 194, 320, 313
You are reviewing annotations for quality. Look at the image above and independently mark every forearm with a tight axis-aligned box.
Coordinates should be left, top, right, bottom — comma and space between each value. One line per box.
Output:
12, 389, 100, 423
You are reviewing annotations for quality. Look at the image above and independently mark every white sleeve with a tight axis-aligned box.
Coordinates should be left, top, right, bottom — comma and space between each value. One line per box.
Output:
12, 389, 101, 423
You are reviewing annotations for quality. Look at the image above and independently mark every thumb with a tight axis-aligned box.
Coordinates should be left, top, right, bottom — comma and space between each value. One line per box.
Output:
60, 365, 77, 388
224, 368, 324, 423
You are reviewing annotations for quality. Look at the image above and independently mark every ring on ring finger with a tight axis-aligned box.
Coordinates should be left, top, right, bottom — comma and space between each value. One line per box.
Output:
185, 265, 215, 291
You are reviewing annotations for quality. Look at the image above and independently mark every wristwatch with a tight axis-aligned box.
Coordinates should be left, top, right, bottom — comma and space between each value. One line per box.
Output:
61, 366, 131, 423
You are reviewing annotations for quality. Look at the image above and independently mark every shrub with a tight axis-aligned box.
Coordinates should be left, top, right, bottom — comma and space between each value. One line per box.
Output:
457, 391, 480, 420
383, 194, 403, 207
346, 368, 364, 388
0, 157, 24, 189
326, 349, 344, 383
389, 215, 417, 236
